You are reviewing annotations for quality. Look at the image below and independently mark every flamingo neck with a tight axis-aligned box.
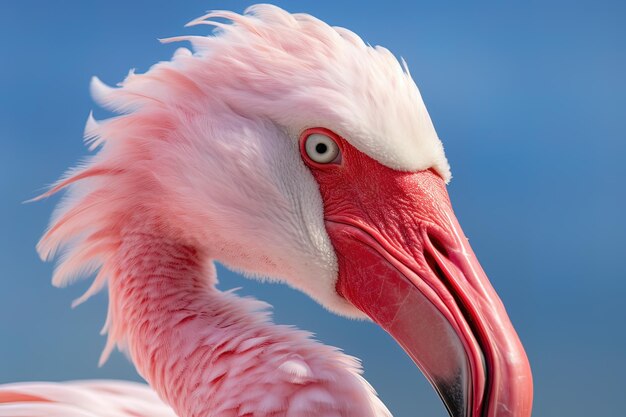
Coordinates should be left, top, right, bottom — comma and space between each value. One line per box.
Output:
107, 229, 259, 417
102, 222, 386, 417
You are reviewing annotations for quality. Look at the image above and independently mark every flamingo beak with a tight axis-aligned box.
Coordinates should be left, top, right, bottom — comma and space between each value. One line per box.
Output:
323, 167, 533, 417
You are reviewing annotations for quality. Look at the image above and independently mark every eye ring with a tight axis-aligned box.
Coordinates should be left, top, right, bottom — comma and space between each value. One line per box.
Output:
301, 129, 341, 165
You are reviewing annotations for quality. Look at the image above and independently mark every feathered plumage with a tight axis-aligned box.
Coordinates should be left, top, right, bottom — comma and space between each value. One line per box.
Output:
1, 4, 490, 417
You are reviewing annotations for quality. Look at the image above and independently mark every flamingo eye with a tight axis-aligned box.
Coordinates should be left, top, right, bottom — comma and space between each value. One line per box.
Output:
304, 133, 340, 164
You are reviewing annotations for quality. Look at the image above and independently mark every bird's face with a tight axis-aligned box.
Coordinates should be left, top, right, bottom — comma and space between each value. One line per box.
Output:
296, 128, 533, 417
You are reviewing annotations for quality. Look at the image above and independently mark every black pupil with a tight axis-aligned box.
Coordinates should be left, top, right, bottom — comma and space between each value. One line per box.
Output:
315, 142, 328, 154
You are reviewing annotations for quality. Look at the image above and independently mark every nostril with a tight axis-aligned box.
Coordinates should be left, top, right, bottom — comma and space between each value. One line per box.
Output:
423, 249, 445, 284
426, 228, 449, 259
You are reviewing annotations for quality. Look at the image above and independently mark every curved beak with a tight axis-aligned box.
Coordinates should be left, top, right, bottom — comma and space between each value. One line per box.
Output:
325, 169, 533, 417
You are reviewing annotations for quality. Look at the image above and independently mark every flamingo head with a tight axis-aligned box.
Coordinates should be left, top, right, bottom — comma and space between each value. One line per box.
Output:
40, 5, 532, 417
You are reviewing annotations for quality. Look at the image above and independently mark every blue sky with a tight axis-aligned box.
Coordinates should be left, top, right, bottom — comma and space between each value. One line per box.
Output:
1, 1, 624, 416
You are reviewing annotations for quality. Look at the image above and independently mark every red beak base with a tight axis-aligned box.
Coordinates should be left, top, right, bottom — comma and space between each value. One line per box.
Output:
303, 131, 533, 417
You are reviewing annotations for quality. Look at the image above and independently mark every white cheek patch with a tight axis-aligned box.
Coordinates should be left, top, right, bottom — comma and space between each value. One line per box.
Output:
257, 126, 364, 316
177, 116, 360, 317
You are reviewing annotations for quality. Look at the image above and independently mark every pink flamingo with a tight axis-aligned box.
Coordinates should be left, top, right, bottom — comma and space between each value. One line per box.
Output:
0, 5, 533, 417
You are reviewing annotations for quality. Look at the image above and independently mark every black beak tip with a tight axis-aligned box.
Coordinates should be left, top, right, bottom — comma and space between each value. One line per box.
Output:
433, 374, 471, 417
